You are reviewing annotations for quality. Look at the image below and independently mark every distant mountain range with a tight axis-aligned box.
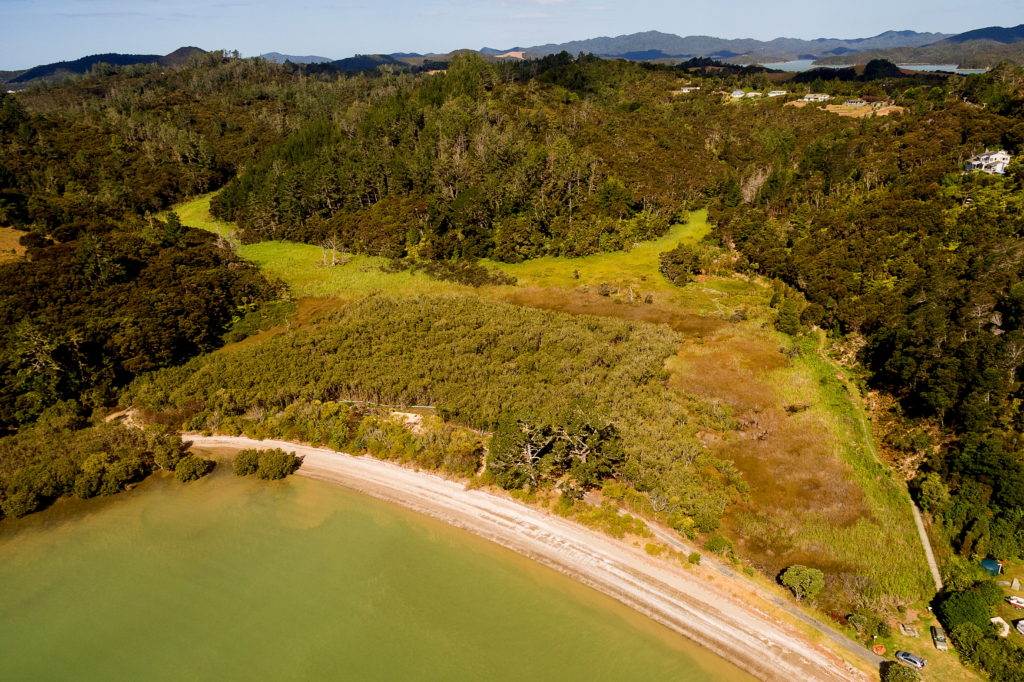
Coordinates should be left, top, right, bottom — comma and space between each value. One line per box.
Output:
2, 47, 205, 90
815, 24, 1024, 67
6, 24, 1024, 91
259, 52, 334, 64
487, 29, 951, 63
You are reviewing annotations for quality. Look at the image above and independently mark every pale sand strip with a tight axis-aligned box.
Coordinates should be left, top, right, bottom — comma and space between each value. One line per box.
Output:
188, 435, 868, 682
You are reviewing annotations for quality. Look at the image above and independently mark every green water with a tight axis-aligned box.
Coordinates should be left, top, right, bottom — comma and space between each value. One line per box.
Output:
0, 465, 750, 681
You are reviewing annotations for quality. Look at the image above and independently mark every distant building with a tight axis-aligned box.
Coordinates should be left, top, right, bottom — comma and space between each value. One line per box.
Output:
730, 90, 745, 98
766, 90, 787, 97
801, 93, 831, 102
966, 150, 1012, 175
744, 91, 761, 98
679, 86, 700, 93
843, 99, 868, 107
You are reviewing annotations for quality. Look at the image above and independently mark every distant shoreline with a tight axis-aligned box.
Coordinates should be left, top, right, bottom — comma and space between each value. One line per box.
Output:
189, 435, 869, 682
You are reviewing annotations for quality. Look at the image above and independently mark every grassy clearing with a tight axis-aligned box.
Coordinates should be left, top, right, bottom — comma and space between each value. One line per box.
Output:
878, 608, 982, 682
669, 311, 932, 604
174, 193, 236, 238
823, 104, 905, 118
237, 242, 470, 298
485, 211, 709, 294
0, 226, 25, 264
174, 196, 731, 314
174, 195, 472, 299
488, 211, 763, 330
790, 335, 932, 596
995, 560, 1024, 646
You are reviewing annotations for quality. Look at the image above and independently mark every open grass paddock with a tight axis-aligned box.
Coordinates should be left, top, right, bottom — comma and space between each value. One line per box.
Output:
174, 195, 471, 299
0, 226, 25, 264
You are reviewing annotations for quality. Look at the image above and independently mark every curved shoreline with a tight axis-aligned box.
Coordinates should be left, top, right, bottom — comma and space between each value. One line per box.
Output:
189, 435, 869, 682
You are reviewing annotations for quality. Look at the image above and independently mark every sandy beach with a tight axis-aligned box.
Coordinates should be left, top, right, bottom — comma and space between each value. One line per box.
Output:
188, 435, 869, 682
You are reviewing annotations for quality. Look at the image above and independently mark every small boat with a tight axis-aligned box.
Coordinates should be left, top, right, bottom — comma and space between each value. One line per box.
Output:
1008, 596, 1024, 609
1017, 620, 1024, 636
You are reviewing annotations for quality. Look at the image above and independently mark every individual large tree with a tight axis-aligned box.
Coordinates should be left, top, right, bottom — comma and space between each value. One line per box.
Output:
780, 565, 825, 601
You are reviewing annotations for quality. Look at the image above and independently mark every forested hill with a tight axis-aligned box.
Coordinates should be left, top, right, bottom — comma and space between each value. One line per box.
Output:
815, 24, 1024, 67
1, 47, 206, 90
942, 24, 1024, 45
0, 53, 302, 438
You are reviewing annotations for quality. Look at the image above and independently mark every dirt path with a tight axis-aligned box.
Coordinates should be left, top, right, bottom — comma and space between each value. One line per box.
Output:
189, 435, 870, 682
910, 501, 944, 592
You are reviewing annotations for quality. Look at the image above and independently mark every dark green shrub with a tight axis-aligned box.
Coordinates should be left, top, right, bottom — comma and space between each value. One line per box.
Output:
232, 449, 261, 476
174, 454, 215, 483
659, 243, 701, 285
255, 448, 303, 480
938, 589, 992, 631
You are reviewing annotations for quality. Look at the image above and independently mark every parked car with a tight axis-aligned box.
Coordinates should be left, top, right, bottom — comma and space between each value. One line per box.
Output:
930, 625, 949, 651
895, 650, 926, 669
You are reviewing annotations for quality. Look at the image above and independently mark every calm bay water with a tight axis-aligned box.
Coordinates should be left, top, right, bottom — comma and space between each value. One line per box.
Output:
760, 59, 988, 75
0, 465, 750, 681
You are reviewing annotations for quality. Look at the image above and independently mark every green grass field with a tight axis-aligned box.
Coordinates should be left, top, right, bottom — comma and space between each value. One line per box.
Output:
174, 195, 472, 299
484, 212, 709, 293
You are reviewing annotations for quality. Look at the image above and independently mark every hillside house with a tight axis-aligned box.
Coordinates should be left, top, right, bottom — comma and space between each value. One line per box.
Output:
767, 90, 787, 97
966, 150, 1012, 175
680, 86, 700, 93
744, 91, 761, 98
843, 99, 868, 107
730, 90, 745, 98
801, 93, 831, 102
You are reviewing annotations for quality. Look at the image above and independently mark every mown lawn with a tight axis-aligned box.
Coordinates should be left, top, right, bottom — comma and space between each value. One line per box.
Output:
995, 560, 1024, 644
879, 610, 981, 682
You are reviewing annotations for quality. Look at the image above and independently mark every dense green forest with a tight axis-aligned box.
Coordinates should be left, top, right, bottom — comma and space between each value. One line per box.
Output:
2, 50, 1024, 676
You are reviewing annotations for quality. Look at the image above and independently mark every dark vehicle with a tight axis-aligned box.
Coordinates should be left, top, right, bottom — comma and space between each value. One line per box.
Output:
930, 625, 948, 651
895, 650, 926, 669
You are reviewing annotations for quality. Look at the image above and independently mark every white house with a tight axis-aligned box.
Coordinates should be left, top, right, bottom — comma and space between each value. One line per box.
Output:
744, 91, 762, 98
680, 86, 701, 93
965, 150, 1012, 175
801, 93, 831, 102
730, 90, 745, 98
767, 90, 788, 97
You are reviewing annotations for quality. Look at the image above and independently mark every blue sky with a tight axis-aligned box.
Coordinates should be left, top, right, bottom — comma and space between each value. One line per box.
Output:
1, 0, 1021, 69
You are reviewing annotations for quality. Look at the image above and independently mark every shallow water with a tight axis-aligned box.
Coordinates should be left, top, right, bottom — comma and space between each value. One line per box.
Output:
760, 59, 988, 74
0, 465, 751, 681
